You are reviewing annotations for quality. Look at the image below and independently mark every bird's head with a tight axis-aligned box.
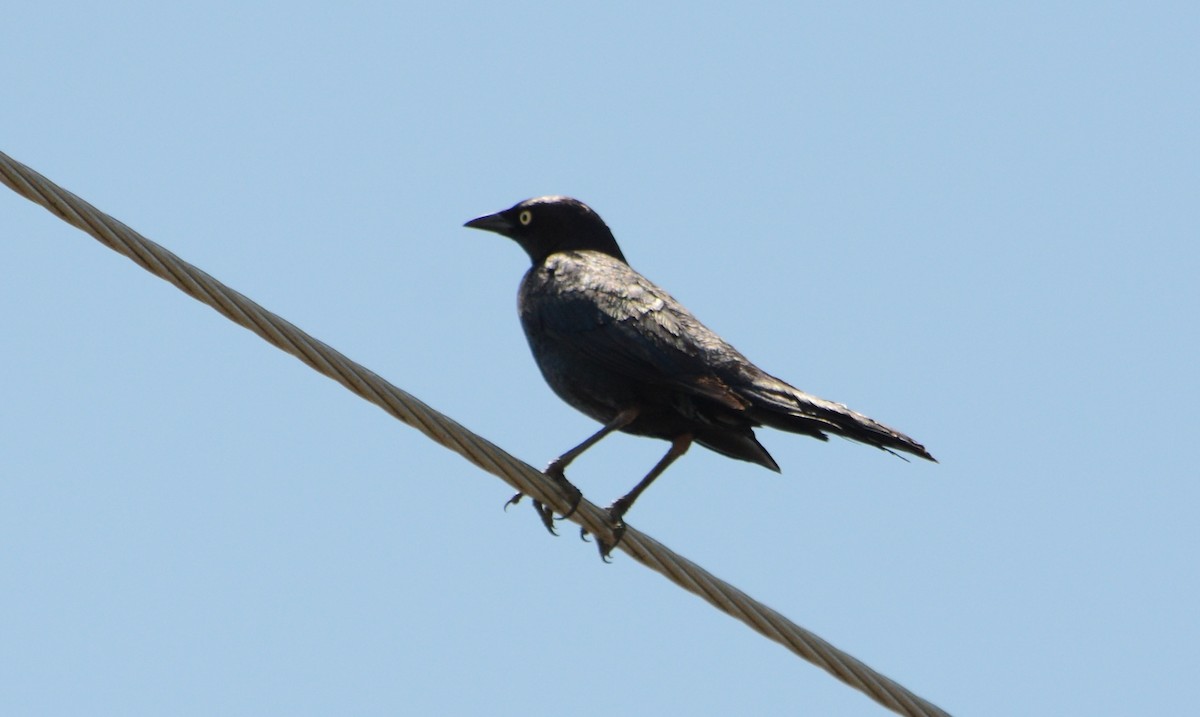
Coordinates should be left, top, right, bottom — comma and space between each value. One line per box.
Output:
464, 196, 627, 265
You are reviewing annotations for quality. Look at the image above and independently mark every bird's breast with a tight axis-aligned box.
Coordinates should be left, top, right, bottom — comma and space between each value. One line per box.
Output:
516, 263, 635, 423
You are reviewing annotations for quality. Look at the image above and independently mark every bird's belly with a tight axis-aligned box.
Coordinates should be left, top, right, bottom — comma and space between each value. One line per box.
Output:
528, 345, 634, 424
524, 340, 718, 440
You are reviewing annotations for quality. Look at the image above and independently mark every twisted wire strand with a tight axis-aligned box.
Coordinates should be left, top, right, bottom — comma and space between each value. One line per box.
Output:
1, 150, 950, 717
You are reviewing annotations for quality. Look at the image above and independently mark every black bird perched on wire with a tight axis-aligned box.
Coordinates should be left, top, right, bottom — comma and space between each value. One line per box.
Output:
465, 196, 934, 556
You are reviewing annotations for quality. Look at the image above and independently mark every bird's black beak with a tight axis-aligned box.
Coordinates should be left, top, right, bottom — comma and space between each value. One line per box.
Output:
464, 211, 513, 237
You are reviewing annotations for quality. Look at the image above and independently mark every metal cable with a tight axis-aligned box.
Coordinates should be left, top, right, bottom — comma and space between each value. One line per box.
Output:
1, 150, 950, 716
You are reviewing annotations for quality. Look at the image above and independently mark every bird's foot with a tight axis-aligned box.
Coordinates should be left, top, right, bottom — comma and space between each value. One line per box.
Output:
501, 463, 583, 537
544, 461, 583, 521
581, 500, 631, 562
504, 492, 559, 535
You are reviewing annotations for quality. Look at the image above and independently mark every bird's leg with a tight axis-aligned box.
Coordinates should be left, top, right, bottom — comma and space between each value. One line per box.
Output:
546, 407, 641, 479
593, 433, 693, 561
507, 408, 640, 535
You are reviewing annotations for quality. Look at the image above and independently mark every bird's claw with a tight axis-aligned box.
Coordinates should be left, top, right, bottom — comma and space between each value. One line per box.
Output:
502, 466, 583, 537
543, 462, 583, 522
503, 492, 559, 535
595, 521, 627, 562
580, 507, 628, 562
533, 500, 558, 535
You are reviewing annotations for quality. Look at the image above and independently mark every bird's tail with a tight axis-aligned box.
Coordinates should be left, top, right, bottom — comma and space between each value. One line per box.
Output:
741, 370, 936, 462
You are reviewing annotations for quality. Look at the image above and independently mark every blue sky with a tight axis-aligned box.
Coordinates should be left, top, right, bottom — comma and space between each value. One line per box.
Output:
2, 3, 1196, 715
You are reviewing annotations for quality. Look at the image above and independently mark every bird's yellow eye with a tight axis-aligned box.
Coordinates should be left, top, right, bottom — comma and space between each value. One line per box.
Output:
519, 210, 533, 226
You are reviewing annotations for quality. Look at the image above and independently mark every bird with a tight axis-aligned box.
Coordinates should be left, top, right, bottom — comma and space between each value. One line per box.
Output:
465, 196, 934, 557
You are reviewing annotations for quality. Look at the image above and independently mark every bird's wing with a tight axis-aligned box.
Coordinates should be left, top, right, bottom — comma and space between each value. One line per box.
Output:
523, 252, 935, 461
523, 253, 749, 410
